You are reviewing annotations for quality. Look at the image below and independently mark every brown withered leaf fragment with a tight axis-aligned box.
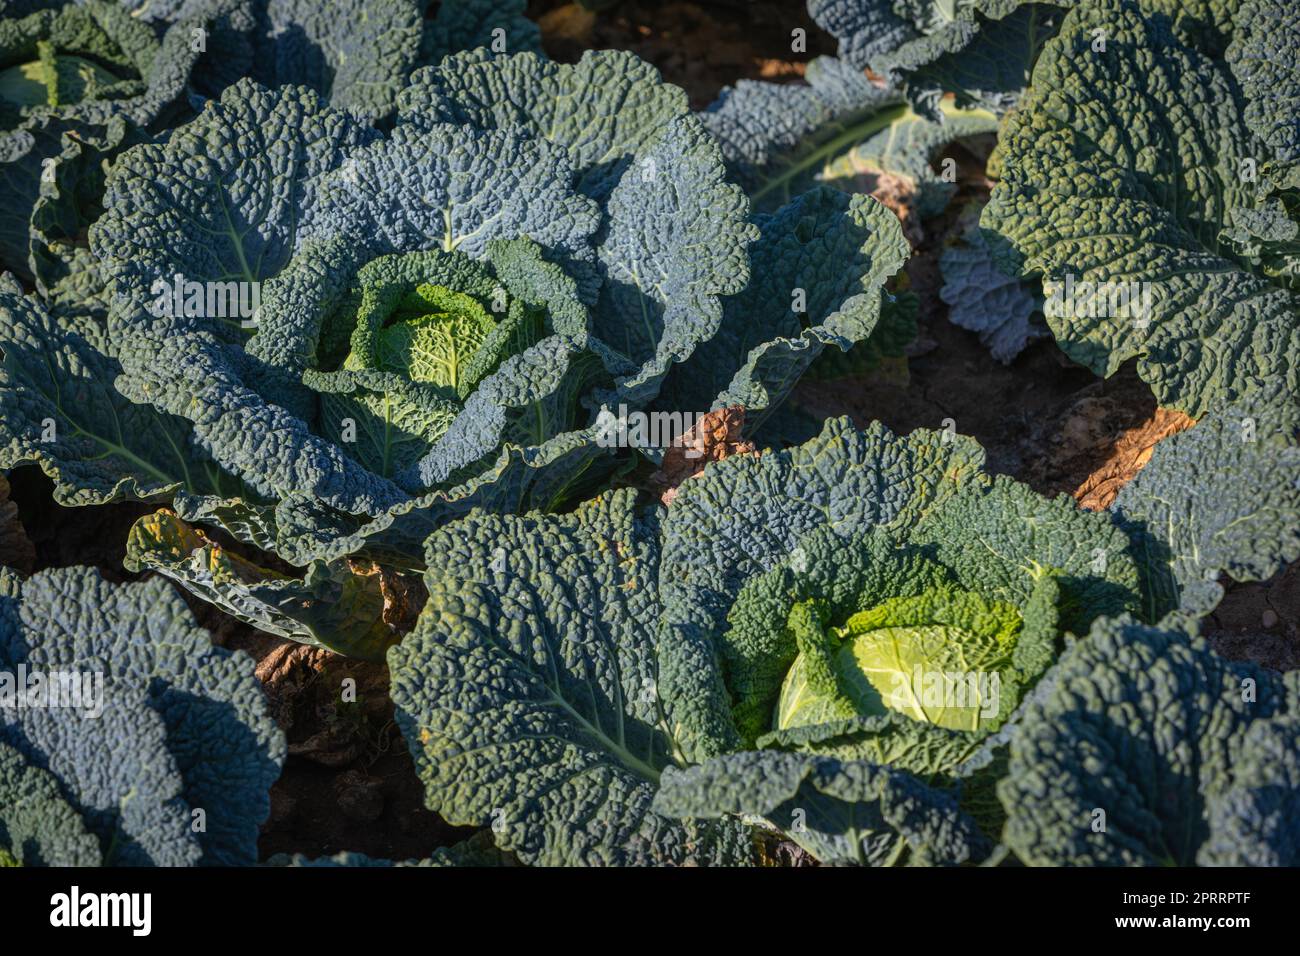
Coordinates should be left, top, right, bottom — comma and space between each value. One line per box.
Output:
867, 171, 925, 247
537, 3, 596, 46
653, 406, 757, 506
0, 475, 35, 573
255, 642, 331, 691
1073, 407, 1196, 510
756, 58, 807, 80
258, 642, 396, 768
754, 829, 820, 867
253, 642, 332, 730
816, 169, 924, 246
348, 560, 427, 634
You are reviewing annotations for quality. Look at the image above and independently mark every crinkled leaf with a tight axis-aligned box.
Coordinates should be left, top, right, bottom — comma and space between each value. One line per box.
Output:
980, 0, 1300, 416
657, 187, 909, 422
1111, 397, 1300, 621
654, 751, 990, 865
124, 510, 402, 661
247, 0, 423, 121
0, 566, 285, 865
702, 55, 998, 213
0, 740, 101, 866
388, 490, 754, 866
939, 218, 1044, 362
0, 285, 237, 505
999, 615, 1300, 866
1198, 713, 1300, 866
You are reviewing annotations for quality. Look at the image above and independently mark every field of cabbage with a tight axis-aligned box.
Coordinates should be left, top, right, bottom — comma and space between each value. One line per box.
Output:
0, 0, 1297, 878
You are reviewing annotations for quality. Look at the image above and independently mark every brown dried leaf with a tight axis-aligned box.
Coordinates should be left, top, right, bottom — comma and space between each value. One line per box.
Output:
755, 829, 820, 867
1073, 407, 1196, 510
377, 564, 428, 633
864, 171, 924, 247
652, 406, 757, 506
755, 58, 807, 80
255, 642, 331, 690
252, 642, 332, 730
537, 3, 596, 45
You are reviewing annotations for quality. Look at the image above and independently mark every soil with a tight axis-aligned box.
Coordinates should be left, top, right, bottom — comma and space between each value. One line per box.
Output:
528, 0, 836, 108
6, 466, 153, 582
1, 0, 1294, 862
230, 637, 476, 861
1206, 563, 1300, 672
786, 137, 1169, 495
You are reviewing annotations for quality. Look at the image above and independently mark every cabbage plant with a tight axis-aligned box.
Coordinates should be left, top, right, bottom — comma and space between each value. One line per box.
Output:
0, 0, 216, 291
0, 566, 284, 866
0, 49, 910, 657
981, 0, 1300, 416
387, 398, 1298, 865
805, 0, 1076, 115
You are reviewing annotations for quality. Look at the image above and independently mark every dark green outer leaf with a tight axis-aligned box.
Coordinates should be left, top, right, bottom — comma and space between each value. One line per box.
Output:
980, 0, 1299, 416
701, 55, 998, 213
1111, 397, 1300, 622
656, 187, 909, 423
0, 284, 237, 505
654, 750, 990, 865
388, 490, 754, 866
0, 739, 102, 866
0, 566, 285, 865
998, 615, 1300, 866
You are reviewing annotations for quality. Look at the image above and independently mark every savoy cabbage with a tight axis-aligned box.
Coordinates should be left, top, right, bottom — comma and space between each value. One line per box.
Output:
388, 401, 1298, 865
687, 53, 998, 380
999, 615, 1300, 865
700, 55, 998, 216
805, 0, 1075, 115
0, 0, 219, 292
0, 0, 1296, 872
0, 0, 540, 310
981, 0, 1300, 417
0, 49, 911, 657
0, 565, 284, 866
184, 0, 542, 122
